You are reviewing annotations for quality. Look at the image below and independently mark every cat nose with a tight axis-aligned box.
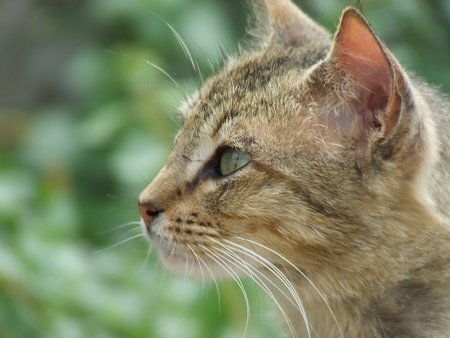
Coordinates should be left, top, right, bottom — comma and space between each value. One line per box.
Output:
139, 200, 164, 229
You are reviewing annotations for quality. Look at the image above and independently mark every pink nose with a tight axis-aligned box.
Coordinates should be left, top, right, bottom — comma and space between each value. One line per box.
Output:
139, 200, 163, 229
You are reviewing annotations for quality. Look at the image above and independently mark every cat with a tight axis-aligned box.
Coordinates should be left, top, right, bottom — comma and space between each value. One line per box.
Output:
138, 0, 450, 337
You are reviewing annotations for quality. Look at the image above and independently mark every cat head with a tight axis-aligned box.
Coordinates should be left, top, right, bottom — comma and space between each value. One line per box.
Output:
139, 0, 436, 289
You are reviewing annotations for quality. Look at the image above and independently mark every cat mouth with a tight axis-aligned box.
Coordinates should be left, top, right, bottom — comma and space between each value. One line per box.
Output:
140, 219, 201, 276
141, 217, 265, 279
155, 240, 210, 279
141, 225, 232, 279
140, 222, 173, 256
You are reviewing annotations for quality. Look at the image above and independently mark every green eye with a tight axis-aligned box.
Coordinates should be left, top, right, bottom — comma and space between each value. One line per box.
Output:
219, 148, 252, 176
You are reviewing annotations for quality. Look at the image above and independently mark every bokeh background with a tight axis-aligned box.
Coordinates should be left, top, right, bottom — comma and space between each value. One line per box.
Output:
1, 0, 449, 337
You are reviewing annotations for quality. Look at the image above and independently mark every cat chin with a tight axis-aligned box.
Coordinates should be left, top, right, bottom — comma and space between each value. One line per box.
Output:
159, 253, 208, 280
159, 250, 247, 281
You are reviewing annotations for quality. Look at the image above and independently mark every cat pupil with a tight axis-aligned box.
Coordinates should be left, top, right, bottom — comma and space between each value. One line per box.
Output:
232, 152, 240, 171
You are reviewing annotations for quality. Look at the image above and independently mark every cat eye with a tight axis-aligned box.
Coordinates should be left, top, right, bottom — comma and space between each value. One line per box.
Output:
219, 148, 252, 176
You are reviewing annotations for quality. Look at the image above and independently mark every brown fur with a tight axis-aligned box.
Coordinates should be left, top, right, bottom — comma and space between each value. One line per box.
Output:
139, 1, 450, 337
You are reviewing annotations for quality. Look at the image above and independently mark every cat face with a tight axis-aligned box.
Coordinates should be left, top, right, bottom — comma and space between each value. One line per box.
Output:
139, 0, 434, 285
139, 55, 330, 277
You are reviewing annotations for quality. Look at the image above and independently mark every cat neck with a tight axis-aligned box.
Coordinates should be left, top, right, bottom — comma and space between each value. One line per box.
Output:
264, 231, 450, 337
261, 197, 450, 337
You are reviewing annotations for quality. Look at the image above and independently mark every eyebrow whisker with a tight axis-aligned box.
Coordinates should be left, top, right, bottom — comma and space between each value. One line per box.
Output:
182, 155, 203, 162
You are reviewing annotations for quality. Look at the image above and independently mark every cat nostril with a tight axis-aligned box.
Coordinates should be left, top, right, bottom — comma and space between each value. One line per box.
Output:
146, 209, 160, 218
139, 200, 164, 228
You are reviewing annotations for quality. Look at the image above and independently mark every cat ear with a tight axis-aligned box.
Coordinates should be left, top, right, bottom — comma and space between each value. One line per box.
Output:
249, 0, 330, 47
327, 8, 407, 141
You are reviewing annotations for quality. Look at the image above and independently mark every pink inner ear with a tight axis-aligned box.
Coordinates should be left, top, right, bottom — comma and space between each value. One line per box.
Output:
333, 10, 393, 129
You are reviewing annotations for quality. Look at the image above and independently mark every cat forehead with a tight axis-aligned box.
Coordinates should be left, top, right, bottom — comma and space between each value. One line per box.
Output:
179, 47, 328, 123
173, 67, 342, 163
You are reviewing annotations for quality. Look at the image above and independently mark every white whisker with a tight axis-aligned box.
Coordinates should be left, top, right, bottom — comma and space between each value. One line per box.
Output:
196, 249, 222, 313
95, 233, 143, 254
187, 244, 205, 293
219, 240, 308, 315
200, 244, 250, 338
104, 49, 190, 105
166, 241, 177, 261
121, 226, 144, 238
144, 61, 180, 88
236, 236, 344, 338
183, 249, 190, 279
140, 245, 153, 273
209, 241, 298, 338
165, 22, 196, 72
101, 220, 142, 234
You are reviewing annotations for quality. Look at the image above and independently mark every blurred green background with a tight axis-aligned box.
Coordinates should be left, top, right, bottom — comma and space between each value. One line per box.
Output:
1, 0, 449, 337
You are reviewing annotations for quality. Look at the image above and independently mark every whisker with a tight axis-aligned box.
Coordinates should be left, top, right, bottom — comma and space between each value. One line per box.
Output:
211, 238, 310, 337
144, 61, 180, 88
167, 241, 177, 261
200, 244, 250, 338
98, 220, 142, 234
236, 236, 344, 338
218, 239, 307, 313
164, 22, 196, 72
187, 244, 205, 294
95, 233, 144, 254
194, 59, 204, 86
182, 154, 203, 162
183, 248, 190, 279
140, 245, 153, 273
209, 242, 298, 338
221, 239, 307, 314
105, 49, 177, 86
104, 49, 191, 109
195, 249, 222, 313
219, 45, 230, 66
141, 10, 205, 94
163, 20, 205, 90
187, 36, 223, 75
121, 226, 144, 237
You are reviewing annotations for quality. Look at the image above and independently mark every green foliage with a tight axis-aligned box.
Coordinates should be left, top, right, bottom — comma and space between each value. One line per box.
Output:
0, 0, 449, 337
